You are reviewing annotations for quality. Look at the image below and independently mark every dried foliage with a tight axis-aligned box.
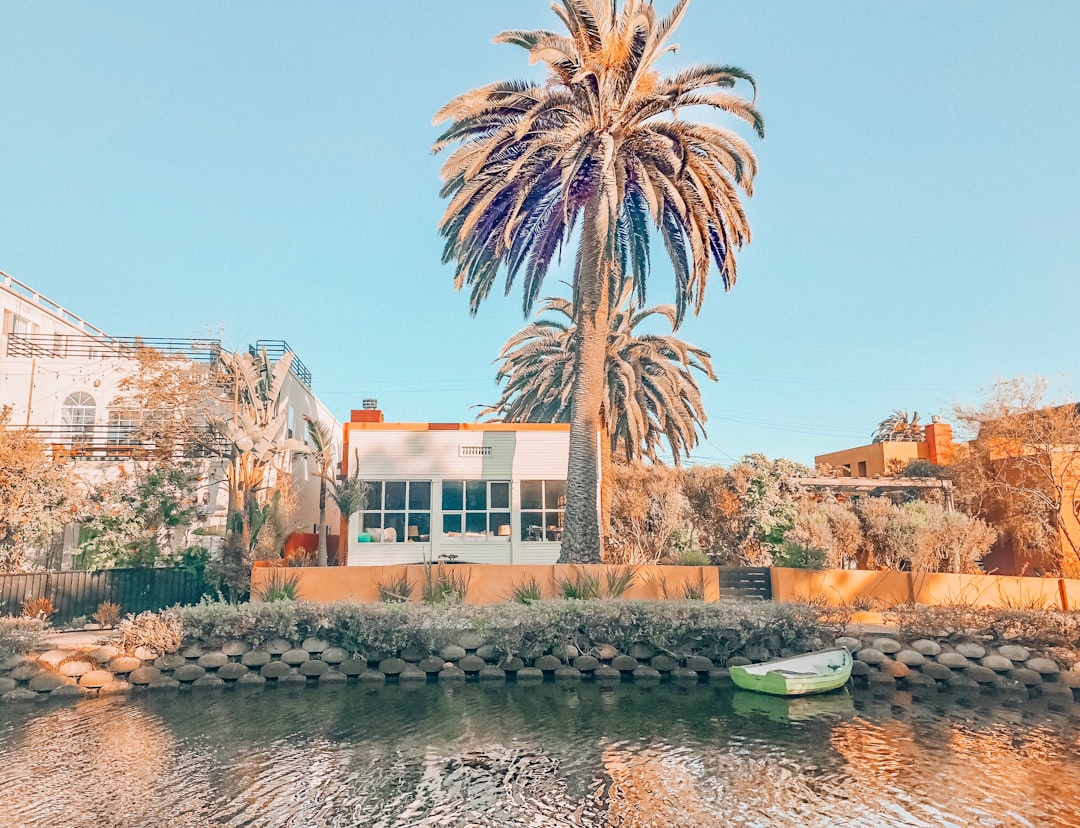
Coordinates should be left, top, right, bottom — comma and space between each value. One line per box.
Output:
608, 456, 812, 566
117, 609, 184, 656
93, 601, 122, 628
952, 376, 1080, 576
20, 596, 54, 621
0, 406, 83, 571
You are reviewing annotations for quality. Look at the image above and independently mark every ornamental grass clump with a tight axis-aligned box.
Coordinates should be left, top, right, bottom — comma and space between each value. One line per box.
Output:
256, 569, 302, 602
509, 577, 543, 605
377, 573, 413, 603
421, 562, 470, 605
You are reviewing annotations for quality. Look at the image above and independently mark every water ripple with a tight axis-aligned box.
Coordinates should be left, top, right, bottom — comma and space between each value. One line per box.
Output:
1, 683, 1079, 827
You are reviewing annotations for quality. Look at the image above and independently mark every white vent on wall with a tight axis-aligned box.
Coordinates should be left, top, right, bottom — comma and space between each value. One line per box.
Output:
458, 445, 492, 457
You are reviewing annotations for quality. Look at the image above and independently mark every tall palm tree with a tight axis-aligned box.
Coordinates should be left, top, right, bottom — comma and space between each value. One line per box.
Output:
435, 0, 761, 561
483, 281, 717, 466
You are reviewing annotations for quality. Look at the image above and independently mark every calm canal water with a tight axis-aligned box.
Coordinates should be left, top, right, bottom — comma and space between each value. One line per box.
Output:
2, 681, 1079, 827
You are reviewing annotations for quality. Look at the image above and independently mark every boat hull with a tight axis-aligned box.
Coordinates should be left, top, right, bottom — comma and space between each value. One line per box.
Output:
729, 647, 852, 697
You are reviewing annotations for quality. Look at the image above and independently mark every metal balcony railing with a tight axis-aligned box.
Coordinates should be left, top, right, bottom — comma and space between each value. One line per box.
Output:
17, 423, 229, 461
249, 339, 312, 389
5, 333, 222, 363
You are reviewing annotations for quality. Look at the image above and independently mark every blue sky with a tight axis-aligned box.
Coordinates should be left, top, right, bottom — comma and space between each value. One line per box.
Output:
2, 1, 1078, 467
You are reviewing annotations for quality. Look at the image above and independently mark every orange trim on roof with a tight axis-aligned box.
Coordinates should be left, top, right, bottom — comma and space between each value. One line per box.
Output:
345, 421, 569, 433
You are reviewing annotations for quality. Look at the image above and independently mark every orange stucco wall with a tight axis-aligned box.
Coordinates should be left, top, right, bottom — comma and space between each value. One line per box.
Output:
911, 572, 1064, 609
770, 566, 1074, 610
251, 564, 720, 605
771, 568, 914, 607
814, 442, 928, 478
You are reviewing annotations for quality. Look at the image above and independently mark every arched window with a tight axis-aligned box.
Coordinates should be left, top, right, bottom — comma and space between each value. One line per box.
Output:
61, 392, 96, 439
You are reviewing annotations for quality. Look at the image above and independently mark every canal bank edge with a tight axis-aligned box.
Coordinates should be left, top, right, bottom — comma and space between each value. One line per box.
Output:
3, 628, 1080, 713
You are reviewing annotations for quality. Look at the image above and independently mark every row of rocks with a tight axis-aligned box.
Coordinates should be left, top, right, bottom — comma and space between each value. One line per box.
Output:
841, 634, 1080, 711
4, 630, 1080, 710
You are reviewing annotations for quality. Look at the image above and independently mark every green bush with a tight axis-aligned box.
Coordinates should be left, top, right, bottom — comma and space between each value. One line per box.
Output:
173, 599, 846, 663
772, 540, 827, 570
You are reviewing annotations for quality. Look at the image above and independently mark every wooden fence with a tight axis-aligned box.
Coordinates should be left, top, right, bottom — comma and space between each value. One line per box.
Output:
0, 568, 214, 625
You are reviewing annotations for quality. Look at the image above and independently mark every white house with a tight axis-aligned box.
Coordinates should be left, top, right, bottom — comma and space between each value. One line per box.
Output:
1, 269, 340, 566
342, 406, 573, 566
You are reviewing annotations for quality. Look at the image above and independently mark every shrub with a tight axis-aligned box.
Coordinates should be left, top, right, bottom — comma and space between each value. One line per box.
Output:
509, 577, 542, 605
772, 540, 827, 570
117, 610, 184, 656
256, 569, 301, 602
171, 599, 845, 665
377, 573, 413, 603
20, 596, 54, 621
682, 572, 707, 601
554, 568, 601, 600
421, 563, 469, 605
675, 549, 712, 567
93, 601, 122, 628
0, 617, 46, 659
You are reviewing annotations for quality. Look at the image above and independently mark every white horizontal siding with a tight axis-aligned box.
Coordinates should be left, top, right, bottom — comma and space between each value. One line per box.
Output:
513, 543, 562, 565
349, 429, 570, 481
347, 543, 430, 567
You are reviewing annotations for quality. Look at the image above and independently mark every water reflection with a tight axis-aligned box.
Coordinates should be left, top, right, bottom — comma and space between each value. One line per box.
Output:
1, 682, 1078, 827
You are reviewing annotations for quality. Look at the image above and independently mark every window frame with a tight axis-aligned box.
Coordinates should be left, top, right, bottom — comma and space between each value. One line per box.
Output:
441, 479, 512, 543
520, 479, 567, 542
359, 480, 431, 544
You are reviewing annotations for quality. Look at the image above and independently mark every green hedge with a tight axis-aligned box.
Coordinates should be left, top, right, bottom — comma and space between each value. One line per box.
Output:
174, 599, 846, 662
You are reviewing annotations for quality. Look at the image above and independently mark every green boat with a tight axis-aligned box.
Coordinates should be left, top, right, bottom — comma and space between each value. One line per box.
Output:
729, 647, 852, 697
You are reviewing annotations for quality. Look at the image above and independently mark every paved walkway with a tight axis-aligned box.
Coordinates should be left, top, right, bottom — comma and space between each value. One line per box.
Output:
43, 629, 118, 649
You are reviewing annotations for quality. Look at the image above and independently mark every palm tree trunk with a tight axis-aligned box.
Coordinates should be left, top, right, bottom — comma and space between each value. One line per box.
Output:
316, 477, 328, 567
599, 414, 612, 561
559, 193, 613, 564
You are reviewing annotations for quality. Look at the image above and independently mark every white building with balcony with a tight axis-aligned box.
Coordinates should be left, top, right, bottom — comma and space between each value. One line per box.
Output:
1, 269, 340, 567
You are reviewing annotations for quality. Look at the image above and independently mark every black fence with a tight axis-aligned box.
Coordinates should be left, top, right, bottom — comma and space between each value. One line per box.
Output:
0, 568, 215, 626
717, 567, 773, 601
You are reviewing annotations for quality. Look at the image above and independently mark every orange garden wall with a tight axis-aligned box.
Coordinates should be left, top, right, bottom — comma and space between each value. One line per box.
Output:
251, 564, 721, 605
770, 568, 913, 607
252, 564, 1080, 611
772, 567, 1080, 611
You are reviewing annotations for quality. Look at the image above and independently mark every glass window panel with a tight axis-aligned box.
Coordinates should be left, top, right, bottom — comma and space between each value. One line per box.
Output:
490, 482, 510, 509
363, 482, 383, 507
408, 481, 431, 510
545, 480, 567, 509
384, 481, 406, 510
465, 512, 487, 535
521, 512, 543, 542
362, 513, 382, 532
384, 513, 406, 543
408, 514, 431, 540
521, 481, 543, 510
443, 514, 462, 535
490, 512, 511, 540
465, 480, 487, 510
442, 480, 463, 511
